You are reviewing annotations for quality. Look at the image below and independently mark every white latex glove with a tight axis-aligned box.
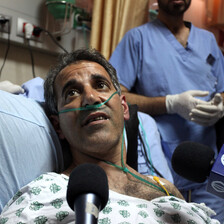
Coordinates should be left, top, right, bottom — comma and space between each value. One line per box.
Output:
0, 80, 24, 94
189, 93, 224, 126
166, 90, 210, 120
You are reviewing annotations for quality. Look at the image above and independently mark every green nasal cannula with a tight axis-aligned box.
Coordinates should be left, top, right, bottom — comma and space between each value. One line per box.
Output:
58, 91, 118, 114
58, 90, 172, 196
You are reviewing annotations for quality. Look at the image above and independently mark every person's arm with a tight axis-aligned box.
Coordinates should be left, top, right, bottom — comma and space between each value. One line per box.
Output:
221, 92, 224, 101
121, 85, 167, 116
121, 85, 211, 122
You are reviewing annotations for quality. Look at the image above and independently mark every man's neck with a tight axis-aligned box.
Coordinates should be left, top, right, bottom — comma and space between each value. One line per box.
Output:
157, 13, 190, 48
63, 142, 127, 176
157, 12, 185, 34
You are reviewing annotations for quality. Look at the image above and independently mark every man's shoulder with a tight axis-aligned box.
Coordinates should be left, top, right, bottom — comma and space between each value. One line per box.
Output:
191, 23, 215, 38
125, 21, 154, 37
188, 23, 218, 48
120, 21, 157, 46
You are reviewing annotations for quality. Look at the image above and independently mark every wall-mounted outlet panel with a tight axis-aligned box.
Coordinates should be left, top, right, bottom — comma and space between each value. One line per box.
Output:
17, 17, 42, 42
0, 14, 11, 34
0, 2, 90, 54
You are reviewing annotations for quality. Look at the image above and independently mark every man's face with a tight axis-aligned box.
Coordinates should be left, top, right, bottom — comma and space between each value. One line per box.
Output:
53, 61, 129, 156
157, 0, 191, 16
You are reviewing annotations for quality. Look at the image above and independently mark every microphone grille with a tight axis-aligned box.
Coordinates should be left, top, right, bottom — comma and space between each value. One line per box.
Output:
66, 163, 109, 211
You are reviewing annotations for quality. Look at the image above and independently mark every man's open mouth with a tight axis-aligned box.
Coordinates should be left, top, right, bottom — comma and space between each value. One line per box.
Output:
83, 113, 109, 126
86, 116, 108, 125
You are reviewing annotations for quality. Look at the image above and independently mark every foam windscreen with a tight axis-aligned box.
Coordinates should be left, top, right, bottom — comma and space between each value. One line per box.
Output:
66, 163, 109, 210
171, 141, 215, 183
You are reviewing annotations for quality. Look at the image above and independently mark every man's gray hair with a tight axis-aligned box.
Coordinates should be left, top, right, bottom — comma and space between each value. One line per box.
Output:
44, 48, 121, 115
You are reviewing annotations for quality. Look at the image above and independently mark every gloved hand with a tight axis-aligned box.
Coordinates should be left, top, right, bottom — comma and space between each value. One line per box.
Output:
0, 80, 24, 94
189, 93, 224, 126
166, 90, 209, 120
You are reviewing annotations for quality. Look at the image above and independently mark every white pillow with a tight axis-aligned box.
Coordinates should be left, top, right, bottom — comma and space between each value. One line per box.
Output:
0, 90, 64, 212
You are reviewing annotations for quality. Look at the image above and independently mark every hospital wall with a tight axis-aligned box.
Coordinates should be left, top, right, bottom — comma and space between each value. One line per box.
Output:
185, 0, 220, 39
0, 0, 91, 85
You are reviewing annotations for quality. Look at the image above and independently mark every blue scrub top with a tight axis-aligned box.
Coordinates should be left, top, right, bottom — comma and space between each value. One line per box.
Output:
110, 19, 224, 190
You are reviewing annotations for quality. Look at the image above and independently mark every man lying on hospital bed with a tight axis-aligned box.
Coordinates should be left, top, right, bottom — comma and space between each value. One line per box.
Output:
0, 75, 173, 214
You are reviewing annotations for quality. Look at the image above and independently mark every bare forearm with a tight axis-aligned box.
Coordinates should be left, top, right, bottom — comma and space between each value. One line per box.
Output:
120, 86, 167, 116
221, 92, 224, 103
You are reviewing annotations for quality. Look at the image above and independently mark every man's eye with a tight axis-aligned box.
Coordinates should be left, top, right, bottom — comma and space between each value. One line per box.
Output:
97, 82, 108, 89
66, 89, 79, 97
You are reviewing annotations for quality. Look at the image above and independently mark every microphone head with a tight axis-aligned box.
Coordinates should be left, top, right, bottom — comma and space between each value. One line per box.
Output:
171, 141, 215, 183
66, 163, 109, 211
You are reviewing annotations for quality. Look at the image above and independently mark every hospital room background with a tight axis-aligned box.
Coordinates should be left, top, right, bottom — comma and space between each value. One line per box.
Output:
0, 0, 223, 86
0, 0, 224, 219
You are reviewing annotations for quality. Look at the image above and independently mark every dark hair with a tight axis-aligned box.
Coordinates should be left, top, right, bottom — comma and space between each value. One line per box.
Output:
44, 48, 121, 115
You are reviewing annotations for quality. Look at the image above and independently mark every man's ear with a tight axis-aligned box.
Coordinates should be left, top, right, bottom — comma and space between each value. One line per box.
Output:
50, 115, 65, 139
120, 95, 130, 121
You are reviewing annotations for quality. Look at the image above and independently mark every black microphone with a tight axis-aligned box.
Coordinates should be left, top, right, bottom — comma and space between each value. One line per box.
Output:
171, 141, 215, 183
66, 163, 109, 224
172, 141, 224, 198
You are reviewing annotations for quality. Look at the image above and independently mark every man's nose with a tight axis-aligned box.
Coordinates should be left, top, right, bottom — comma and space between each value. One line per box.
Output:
81, 88, 101, 107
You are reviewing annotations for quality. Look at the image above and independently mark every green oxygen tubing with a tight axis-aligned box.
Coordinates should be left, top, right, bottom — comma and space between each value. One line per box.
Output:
59, 91, 118, 114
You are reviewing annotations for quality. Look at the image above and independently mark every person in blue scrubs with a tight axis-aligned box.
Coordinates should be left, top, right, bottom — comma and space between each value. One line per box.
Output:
109, 0, 224, 222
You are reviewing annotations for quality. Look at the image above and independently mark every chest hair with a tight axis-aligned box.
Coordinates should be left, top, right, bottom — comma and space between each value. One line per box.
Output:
109, 173, 170, 201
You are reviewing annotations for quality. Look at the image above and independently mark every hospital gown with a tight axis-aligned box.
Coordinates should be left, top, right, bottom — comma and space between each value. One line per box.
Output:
0, 172, 220, 224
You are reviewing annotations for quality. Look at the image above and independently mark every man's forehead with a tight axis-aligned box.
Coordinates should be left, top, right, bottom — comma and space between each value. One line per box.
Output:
55, 60, 112, 89
60, 61, 106, 74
